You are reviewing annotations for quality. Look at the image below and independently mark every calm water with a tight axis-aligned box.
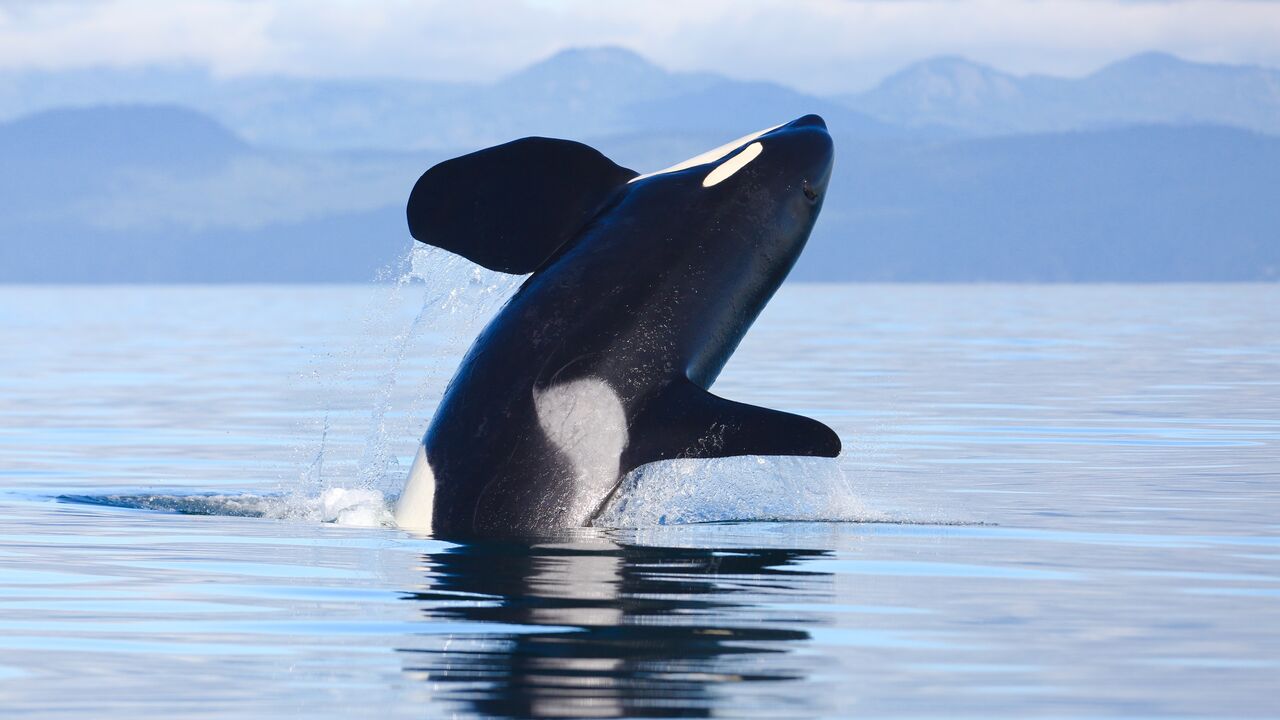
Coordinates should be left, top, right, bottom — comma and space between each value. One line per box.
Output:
1, 278, 1278, 718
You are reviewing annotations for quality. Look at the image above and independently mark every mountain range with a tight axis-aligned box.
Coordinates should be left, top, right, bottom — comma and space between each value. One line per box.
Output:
841, 52, 1280, 137
0, 47, 1277, 282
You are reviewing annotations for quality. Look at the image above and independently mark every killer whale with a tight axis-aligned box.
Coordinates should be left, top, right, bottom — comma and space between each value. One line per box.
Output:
395, 114, 839, 536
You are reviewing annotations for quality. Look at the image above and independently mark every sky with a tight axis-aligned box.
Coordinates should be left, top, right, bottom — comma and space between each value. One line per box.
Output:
0, 0, 1278, 93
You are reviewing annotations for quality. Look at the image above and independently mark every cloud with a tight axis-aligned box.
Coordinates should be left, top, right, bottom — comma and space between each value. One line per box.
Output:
0, 0, 1278, 92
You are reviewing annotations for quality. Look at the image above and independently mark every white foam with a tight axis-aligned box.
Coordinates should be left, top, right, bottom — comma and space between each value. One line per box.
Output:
68, 488, 396, 528
593, 455, 887, 528
313, 487, 395, 527
239, 486, 395, 527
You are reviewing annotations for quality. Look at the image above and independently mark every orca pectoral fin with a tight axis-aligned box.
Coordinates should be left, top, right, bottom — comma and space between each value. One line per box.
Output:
407, 137, 637, 274
622, 380, 842, 474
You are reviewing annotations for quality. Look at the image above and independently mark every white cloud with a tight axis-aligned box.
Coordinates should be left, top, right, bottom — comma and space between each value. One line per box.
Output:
0, 0, 1278, 92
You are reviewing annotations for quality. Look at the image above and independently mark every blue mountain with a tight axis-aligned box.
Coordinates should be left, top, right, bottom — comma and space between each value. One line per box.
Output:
803, 125, 1280, 281
12, 47, 1277, 152
0, 48, 899, 151
842, 52, 1280, 136
1, 103, 1276, 282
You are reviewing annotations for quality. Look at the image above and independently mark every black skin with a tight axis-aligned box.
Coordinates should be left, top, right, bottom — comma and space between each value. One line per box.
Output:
409, 115, 839, 537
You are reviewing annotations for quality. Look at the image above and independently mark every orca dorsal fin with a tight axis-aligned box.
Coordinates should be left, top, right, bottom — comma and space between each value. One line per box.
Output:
621, 379, 841, 474
407, 137, 637, 274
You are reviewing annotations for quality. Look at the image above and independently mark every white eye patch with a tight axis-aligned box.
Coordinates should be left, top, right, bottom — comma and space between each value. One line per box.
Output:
702, 142, 763, 187
629, 123, 781, 183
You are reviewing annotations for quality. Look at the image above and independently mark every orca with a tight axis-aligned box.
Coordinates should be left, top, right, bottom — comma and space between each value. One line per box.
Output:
394, 114, 839, 536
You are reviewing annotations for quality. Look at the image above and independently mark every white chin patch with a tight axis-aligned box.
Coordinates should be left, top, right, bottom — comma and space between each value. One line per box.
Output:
533, 377, 629, 526
629, 122, 781, 183
702, 141, 763, 187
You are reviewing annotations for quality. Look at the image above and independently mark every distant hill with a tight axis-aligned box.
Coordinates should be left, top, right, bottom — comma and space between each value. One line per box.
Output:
2, 104, 1276, 283
4, 48, 1278, 153
0, 48, 897, 152
0, 105, 429, 282
841, 52, 1280, 136
803, 126, 1280, 281
0, 104, 244, 165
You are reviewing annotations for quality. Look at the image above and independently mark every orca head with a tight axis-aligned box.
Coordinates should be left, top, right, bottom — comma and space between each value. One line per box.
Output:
621, 116, 834, 388
633, 114, 832, 189
630, 114, 834, 259
704, 113, 833, 218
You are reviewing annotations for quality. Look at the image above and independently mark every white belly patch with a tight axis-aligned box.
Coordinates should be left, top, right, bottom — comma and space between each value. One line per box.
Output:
533, 376, 629, 525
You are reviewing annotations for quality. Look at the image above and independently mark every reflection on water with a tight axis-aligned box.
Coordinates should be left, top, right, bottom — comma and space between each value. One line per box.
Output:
401, 535, 828, 718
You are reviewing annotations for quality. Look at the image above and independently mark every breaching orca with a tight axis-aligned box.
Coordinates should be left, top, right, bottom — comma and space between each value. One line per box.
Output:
394, 114, 839, 536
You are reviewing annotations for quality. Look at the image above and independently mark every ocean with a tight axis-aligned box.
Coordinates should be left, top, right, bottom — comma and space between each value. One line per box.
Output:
1, 272, 1277, 718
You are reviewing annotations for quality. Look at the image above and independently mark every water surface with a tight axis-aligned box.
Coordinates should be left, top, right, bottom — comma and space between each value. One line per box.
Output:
1, 280, 1277, 718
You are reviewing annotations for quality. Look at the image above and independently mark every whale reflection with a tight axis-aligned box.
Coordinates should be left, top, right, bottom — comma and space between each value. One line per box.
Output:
398, 533, 832, 718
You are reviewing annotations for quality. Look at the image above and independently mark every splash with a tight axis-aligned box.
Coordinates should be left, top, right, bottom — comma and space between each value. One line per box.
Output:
286, 243, 889, 531
61, 487, 395, 528
289, 242, 522, 509
594, 456, 888, 527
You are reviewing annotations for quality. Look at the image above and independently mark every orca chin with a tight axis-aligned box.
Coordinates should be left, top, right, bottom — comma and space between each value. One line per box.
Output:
394, 115, 840, 537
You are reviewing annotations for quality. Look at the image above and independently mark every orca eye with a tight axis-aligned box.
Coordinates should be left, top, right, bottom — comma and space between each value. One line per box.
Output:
802, 180, 819, 201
